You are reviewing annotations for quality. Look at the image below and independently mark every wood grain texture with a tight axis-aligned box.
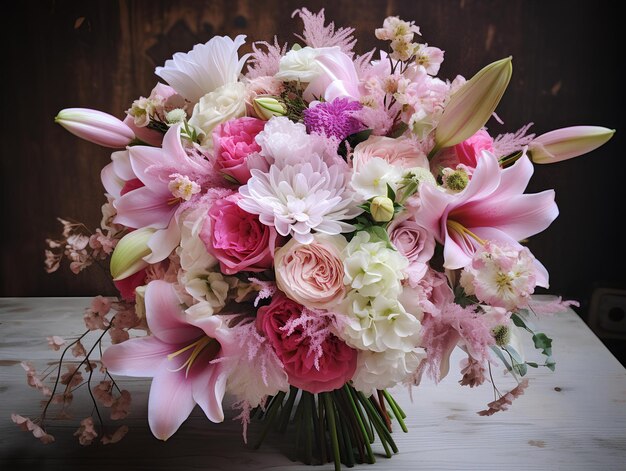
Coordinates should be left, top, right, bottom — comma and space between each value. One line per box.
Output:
0, 297, 625, 470
1, 1, 624, 316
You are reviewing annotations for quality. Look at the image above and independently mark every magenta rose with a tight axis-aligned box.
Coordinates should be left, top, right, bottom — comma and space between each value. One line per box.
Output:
212, 117, 266, 184
453, 129, 494, 169
200, 195, 280, 274
256, 293, 357, 393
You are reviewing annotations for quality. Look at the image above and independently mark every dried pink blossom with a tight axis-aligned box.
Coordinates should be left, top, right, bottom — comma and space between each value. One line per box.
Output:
11, 414, 55, 444
46, 336, 65, 351
60, 365, 84, 389
71, 341, 87, 358
91, 296, 112, 315
458, 356, 487, 387
110, 390, 131, 420
101, 425, 129, 445
108, 327, 129, 344
93, 381, 114, 407
21, 361, 51, 396
528, 296, 580, 316
477, 379, 529, 416
74, 417, 98, 445
84, 297, 111, 330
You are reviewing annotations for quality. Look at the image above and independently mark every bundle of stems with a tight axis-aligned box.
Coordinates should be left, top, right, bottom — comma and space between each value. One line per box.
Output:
252, 384, 408, 470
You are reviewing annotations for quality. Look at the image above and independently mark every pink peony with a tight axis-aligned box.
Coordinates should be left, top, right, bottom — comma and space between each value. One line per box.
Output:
212, 117, 266, 184
274, 234, 347, 309
453, 129, 494, 169
256, 293, 357, 393
352, 135, 429, 171
201, 195, 280, 274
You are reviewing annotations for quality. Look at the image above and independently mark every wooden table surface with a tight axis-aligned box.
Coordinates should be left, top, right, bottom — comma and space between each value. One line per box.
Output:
1, 297, 625, 470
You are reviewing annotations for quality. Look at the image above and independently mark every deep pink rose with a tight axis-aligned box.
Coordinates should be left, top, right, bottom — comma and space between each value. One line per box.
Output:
201, 195, 279, 274
212, 117, 266, 184
256, 293, 357, 393
453, 130, 494, 168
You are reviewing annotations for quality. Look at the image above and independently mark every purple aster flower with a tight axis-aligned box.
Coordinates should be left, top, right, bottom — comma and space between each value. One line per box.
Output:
303, 98, 365, 141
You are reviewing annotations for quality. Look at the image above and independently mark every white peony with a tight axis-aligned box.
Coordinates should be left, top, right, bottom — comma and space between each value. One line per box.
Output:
343, 231, 408, 297
189, 82, 247, 146
275, 46, 322, 82
340, 292, 422, 352
351, 347, 425, 393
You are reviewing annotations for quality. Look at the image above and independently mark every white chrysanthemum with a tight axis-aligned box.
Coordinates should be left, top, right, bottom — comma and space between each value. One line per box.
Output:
155, 35, 249, 103
340, 292, 422, 352
351, 347, 425, 393
350, 157, 404, 200
343, 231, 408, 297
238, 153, 360, 244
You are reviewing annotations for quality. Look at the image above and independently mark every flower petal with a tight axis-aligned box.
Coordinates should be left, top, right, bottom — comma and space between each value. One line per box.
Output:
102, 336, 169, 377
114, 186, 176, 229
144, 216, 181, 264
148, 366, 196, 440
145, 281, 199, 343
191, 361, 227, 423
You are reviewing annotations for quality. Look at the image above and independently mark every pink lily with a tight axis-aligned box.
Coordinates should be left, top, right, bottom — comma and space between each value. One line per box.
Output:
305, 47, 360, 102
414, 152, 558, 285
102, 281, 234, 440
55, 108, 135, 148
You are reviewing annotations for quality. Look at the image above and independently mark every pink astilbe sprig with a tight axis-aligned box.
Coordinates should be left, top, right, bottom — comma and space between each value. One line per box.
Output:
246, 37, 288, 79
248, 277, 278, 307
477, 379, 529, 416
492, 123, 535, 157
292, 8, 357, 56
420, 303, 495, 382
527, 297, 580, 316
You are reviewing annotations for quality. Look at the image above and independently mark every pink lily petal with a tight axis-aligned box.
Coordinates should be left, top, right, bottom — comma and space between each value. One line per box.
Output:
191, 356, 227, 423
148, 365, 196, 441
111, 150, 136, 182
102, 336, 170, 377
124, 115, 164, 147
101, 163, 124, 199
129, 146, 170, 190
496, 151, 534, 197
114, 186, 176, 229
145, 281, 199, 344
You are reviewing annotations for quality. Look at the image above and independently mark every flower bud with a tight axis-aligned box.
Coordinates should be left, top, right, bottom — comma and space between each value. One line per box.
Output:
370, 196, 395, 222
252, 97, 286, 121
55, 108, 135, 148
110, 228, 155, 281
529, 126, 615, 164
432, 57, 512, 156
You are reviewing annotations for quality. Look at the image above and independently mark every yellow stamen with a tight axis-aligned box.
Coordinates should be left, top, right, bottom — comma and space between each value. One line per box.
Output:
446, 220, 486, 245
167, 337, 216, 377
167, 196, 182, 206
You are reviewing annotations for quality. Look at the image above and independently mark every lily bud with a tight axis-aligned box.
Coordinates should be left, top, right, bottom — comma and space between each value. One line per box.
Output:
432, 57, 513, 156
110, 228, 155, 281
55, 108, 135, 148
252, 97, 286, 121
370, 196, 395, 222
529, 126, 615, 164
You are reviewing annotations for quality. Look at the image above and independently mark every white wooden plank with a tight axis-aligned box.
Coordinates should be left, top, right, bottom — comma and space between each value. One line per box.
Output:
1, 297, 625, 470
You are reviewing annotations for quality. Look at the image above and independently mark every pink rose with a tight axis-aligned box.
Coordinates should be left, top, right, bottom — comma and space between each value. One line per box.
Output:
274, 234, 347, 309
212, 117, 266, 184
353, 135, 429, 171
256, 293, 357, 393
201, 195, 280, 274
454, 130, 494, 169
388, 215, 435, 264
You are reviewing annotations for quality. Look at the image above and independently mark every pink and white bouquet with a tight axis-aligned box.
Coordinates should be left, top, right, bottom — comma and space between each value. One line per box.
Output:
17, 8, 614, 468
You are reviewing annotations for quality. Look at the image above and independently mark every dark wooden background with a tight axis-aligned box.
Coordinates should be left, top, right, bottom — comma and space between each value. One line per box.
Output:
1, 1, 624, 320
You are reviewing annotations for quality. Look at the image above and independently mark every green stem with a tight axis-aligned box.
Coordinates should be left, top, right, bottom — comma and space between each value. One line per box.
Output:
253, 391, 285, 450
343, 385, 374, 463
383, 390, 406, 419
324, 393, 342, 471
317, 394, 328, 463
303, 392, 313, 465
382, 390, 408, 433
278, 386, 298, 432
348, 386, 374, 442
337, 400, 355, 468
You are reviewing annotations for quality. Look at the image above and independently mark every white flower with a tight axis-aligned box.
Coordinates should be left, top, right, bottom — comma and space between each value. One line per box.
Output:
340, 292, 422, 352
275, 46, 321, 82
176, 206, 217, 274
184, 272, 231, 316
155, 35, 249, 103
238, 153, 360, 244
188, 82, 247, 146
343, 231, 408, 297
351, 347, 425, 393
350, 157, 403, 200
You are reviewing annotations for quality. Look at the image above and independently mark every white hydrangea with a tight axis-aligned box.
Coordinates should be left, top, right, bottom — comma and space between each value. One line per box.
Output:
340, 292, 422, 352
343, 231, 408, 297
350, 157, 404, 200
351, 347, 425, 393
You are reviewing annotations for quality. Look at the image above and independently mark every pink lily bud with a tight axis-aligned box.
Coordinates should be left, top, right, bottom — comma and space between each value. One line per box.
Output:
529, 126, 615, 164
55, 108, 135, 148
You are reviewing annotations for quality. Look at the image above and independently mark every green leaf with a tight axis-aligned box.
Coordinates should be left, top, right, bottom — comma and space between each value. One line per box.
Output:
491, 346, 513, 373
545, 357, 556, 371
365, 225, 394, 249
511, 313, 527, 329
532, 333, 553, 357
386, 183, 396, 201
338, 129, 373, 158
526, 362, 539, 368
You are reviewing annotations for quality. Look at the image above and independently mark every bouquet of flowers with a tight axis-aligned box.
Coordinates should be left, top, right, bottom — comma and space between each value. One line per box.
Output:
15, 8, 614, 469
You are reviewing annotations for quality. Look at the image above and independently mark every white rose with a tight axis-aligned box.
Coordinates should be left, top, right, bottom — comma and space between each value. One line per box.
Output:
351, 347, 425, 393
343, 231, 407, 297
275, 46, 322, 82
189, 82, 247, 146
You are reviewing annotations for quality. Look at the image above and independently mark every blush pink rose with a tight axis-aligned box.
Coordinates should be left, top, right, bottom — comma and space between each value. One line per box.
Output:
353, 135, 429, 171
212, 117, 266, 184
256, 293, 357, 393
454, 129, 494, 169
200, 195, 280, 274
388, 215, 435, 264
274, 234, 347, 309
